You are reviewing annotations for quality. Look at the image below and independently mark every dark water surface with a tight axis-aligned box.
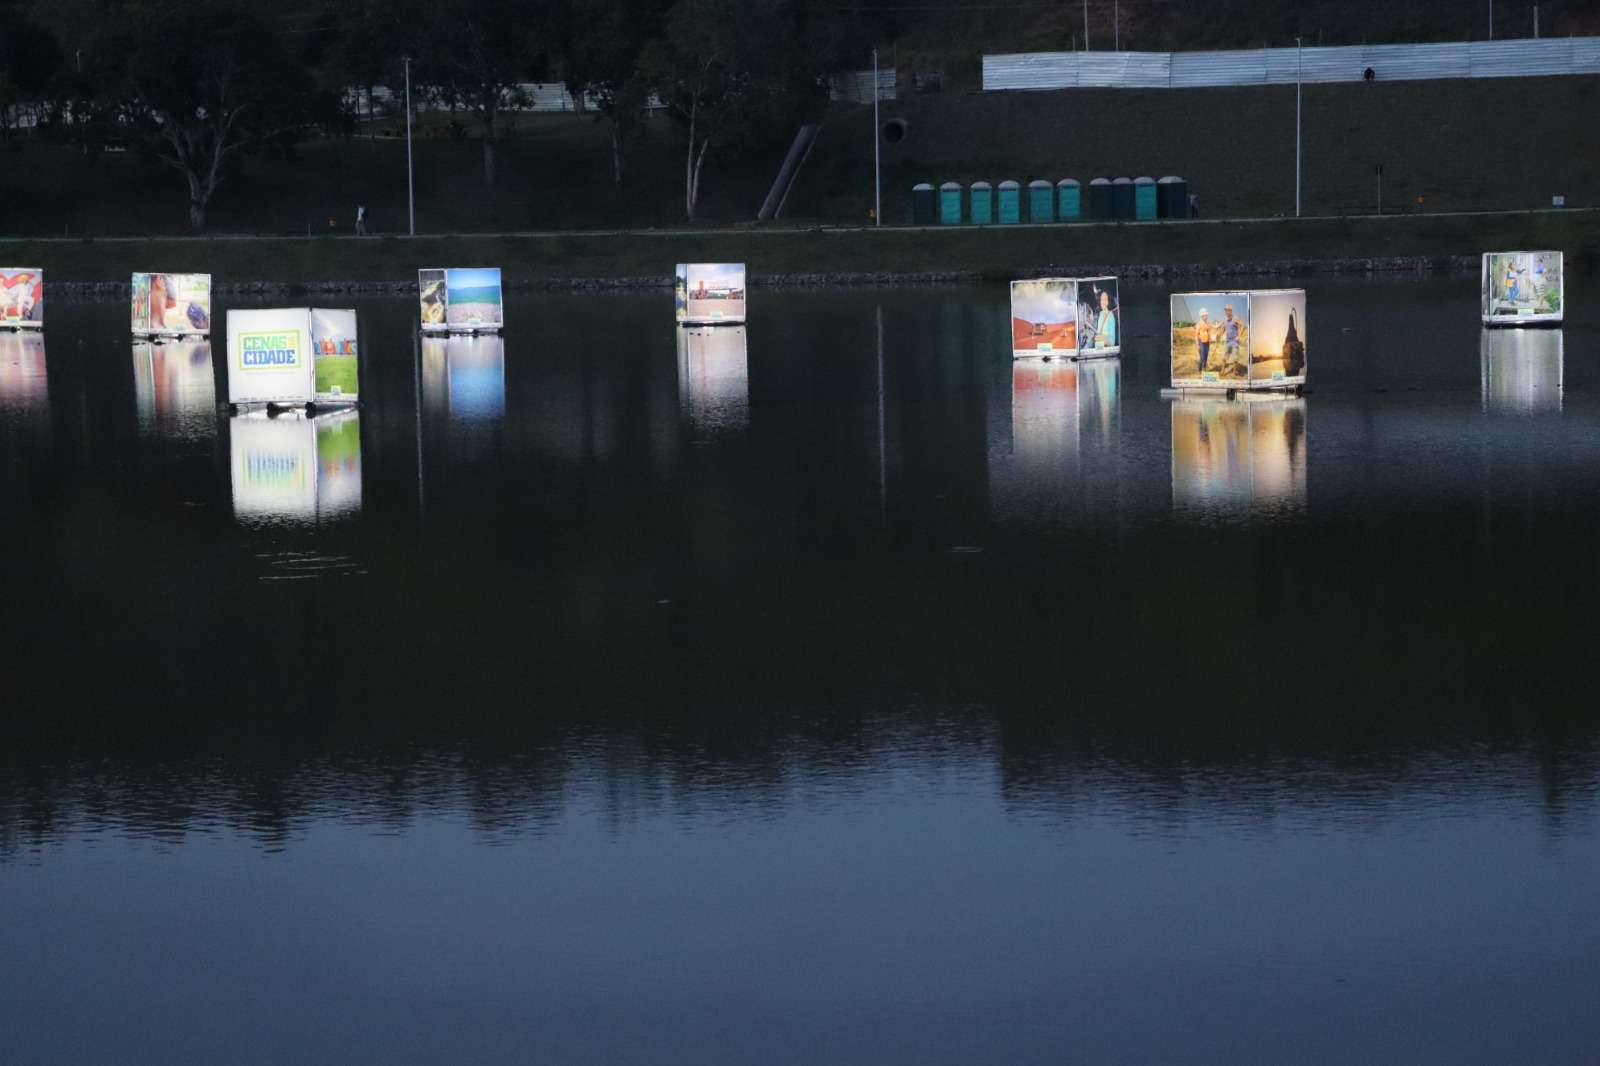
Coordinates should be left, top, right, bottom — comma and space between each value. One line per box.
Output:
4, 277, 1599, 1064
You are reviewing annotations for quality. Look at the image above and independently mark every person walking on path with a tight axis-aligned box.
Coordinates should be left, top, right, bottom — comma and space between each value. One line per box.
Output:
356, 205, 367, 236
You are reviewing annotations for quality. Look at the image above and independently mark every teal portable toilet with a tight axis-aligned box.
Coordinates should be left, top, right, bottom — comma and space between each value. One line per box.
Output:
970, 181, 993, 224
939, 182, 962, 225
1087, 178, 1113, 219
1158, 176, 1187, 219
912, 183, 936, 225
1112, 177, 1135, 220
1057, 179, 1082, 221
997, 181, 1021, 224
1135, 177, 1157, 221
1028, 180, 1054, 222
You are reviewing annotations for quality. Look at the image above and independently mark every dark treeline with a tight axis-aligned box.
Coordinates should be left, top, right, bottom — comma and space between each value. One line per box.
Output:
1, 0, 888, 228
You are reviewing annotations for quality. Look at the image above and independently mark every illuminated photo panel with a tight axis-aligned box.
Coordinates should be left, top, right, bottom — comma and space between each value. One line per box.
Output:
1010, 277, 1121, 359
131, 273, 212, 336
1171, 292, 1250, 386
1248, 289, 1306, 387
227, 308, 313, 406
1, 268, 44, 328
1482, 252, 1562, 324
676, 263, 747, 324
311, 308, 360, 402
418, 267, 505, 332
226, 307, 359, 406
1010, 279, 1078, 357
1076, 276, 1120, 356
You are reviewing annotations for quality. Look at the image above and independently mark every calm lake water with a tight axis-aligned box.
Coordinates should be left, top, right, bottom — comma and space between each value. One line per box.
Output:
3, 277, 1599, 1064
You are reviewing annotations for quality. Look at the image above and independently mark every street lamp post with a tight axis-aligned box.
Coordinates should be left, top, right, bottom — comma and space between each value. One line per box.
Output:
1115, 0, 1120, 50
1295, 36, 1303, 218
404, 56, 416, 237
873, 47, 881, 227
1083, 0, 1089, 50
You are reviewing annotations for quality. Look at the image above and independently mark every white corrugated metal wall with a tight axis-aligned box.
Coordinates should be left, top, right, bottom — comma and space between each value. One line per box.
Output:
984, 38, 1600, 90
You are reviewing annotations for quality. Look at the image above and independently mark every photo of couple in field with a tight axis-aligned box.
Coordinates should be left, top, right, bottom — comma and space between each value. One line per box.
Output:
1170, 294, 1250, 383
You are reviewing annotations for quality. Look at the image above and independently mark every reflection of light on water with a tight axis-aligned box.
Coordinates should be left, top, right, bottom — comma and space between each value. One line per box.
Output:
132, 340, 217, 440
988, 361, 1078, 530
676, 326, 748, 438
1077, 357, 1119, 449
1481, 329, 1562, 415
447, 335, 505, 419
423, 335, 506, 421
1248, 399, 1307, 516
0, 330, 49, 412
230, 410, 363, 532
1171, 398, 1305, 518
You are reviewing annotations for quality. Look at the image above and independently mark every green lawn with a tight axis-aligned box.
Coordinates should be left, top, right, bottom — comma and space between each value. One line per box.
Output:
2, 73, 1595, 238
4, 209, 1598, 288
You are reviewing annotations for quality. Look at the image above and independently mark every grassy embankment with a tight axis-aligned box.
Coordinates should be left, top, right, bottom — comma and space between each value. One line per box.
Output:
2, 74, 1597, 238
4, 209, 1599, 288
3, 73, 1597, 283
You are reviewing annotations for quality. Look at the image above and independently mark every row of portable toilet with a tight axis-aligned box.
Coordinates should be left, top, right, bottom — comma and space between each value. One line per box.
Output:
912, 177, 1187, 225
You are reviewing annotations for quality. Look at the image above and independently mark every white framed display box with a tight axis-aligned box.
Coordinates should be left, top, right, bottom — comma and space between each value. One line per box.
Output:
1482, 251, 1562, 326
1169, 288, 1305, 392
1, 268, 44, 330
675, 263, 747, 325
131, 272, 213, 338
225, 307, 360, 409
418, 267, 505, 334
1010, 276, 1121, 360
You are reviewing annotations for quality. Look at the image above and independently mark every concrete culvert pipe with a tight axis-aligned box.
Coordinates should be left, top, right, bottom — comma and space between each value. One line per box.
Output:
880, 118, 909, 144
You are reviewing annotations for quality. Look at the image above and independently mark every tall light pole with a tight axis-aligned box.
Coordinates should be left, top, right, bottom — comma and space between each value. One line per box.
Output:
1295, 36, 1303, 218
404, 56, 416, 237
1115, 0, 1120, 50
872, 47, 881, 227
1489, 0, 1494, 39
1083, 0, 1089, 50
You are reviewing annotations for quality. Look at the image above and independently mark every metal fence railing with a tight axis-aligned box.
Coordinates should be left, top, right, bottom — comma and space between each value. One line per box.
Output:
983, 37, 1600, 91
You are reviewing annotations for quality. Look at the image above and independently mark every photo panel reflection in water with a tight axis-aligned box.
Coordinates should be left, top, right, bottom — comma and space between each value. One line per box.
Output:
230, 410, 362, 526
132, 340, 217, 440
990, 358, 1121, 531
1170, 398, 1306, 518
422, 334, 506, 420
0, 329, 49, 413
1481, 328, 1563, 415
1482, 251, 1562, 325
676, 324, 748, 438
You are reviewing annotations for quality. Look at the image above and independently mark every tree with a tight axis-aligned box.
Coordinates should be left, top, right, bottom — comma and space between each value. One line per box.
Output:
93, 0, 335, 231
558, 0, 669, 187
0, 1, 63, 143
414, 0, 548, 186
642, 0, 826, 221
337, 0, 419, 128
